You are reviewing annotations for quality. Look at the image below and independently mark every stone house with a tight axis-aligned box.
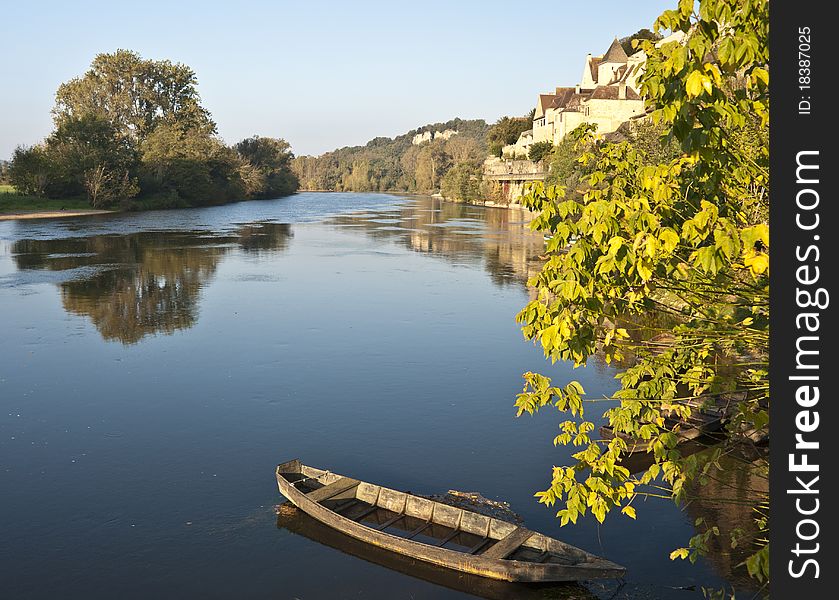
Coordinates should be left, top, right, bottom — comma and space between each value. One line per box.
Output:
504, 37, 647, 158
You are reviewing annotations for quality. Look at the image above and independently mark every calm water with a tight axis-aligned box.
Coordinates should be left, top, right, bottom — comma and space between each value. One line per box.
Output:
1, 193, 744, 599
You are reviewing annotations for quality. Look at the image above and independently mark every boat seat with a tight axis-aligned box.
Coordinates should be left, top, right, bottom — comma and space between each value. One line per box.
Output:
481, 527, 534, 560
305, 477, 359, 502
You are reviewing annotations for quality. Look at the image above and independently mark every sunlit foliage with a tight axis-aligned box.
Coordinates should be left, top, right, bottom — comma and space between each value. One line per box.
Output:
515, 0, 768, 592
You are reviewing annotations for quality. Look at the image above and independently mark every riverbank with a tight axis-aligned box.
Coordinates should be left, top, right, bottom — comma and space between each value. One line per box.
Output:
0, 187, 297, 220
295, 188, 532, 212
0, 190, 110, 220
432, 192, 531, 211
0, 209, 114, 221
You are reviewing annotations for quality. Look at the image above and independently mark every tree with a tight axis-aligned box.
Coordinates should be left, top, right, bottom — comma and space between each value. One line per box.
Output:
343, 160, 372, 191
440, 162, 482, 202
53, 50, 215, 142
9, 50, 295, 209
415, 140, 451, 192
544, 125, 594, 195
9, 145, 51, 196
0, 160, 11, 184
445, 135, 484, 164
235, 136, 298, 198
139, 122, 244, 204
528, 141, 554, 163
619, 28, 662, 56
515, 0, 769, 593
46, 114, 139, 205
487, 114, 532, 157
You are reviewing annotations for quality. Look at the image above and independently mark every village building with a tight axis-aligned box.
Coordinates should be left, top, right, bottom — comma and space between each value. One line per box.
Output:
503, 37, 647, 158
482, 33, 685, 204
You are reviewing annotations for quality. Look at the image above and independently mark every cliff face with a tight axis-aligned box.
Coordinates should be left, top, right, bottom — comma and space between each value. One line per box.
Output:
411, 129, 459, 146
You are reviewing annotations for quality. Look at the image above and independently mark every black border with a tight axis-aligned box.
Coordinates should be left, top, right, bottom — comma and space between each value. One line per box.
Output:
770, 2, 833, 595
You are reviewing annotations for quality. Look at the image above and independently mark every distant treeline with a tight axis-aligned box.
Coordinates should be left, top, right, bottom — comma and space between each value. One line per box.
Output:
291, 118, 489, 193
8, 50, 298, 209
291, 113, 533, 203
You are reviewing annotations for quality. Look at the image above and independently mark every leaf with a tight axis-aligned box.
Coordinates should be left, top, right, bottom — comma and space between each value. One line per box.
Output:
670, 548, 690, 560
744, 252, 769, 275
741, 223, 769, 249
621, 505, 637, 520
752, 67, 769, 86
659, 228, 680, 253
693, 246, 718, 274
686, 70, 709, 98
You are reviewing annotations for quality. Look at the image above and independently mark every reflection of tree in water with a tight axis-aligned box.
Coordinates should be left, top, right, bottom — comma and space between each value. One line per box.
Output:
235, 222, 293, 254
685, 453, 768, 593
12, 224, 292, 344
329, 197, 545, 288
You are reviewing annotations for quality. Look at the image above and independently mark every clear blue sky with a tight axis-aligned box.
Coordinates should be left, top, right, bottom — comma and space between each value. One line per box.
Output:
0, 0, 674, 160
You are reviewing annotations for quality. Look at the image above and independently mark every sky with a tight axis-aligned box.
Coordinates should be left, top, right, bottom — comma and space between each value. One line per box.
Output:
0, 0, 675, 160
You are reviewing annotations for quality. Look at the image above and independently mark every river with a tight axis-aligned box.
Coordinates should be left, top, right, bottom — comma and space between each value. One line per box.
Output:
0, 193, 752, 598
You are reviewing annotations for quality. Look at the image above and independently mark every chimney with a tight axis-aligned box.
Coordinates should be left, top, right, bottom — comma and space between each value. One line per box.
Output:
618, 82, 626, 99
575, 84, 581, 94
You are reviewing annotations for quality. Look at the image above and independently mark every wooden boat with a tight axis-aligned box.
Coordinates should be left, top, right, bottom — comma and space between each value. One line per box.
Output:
600, 412, 725, 454
276, 459, 625, 582
600, 391, 745, 455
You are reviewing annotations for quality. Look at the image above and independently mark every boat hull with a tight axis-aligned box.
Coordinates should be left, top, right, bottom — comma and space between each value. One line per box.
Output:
276, 460, 625, 583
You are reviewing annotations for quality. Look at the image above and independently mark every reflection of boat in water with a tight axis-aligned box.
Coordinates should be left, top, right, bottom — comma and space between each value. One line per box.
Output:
276, 460, 624, 584
275, 503, 599, 600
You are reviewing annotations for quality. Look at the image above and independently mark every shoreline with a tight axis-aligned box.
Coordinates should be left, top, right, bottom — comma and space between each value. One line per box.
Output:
0, 209, 115, 221
296, 189, 531, 211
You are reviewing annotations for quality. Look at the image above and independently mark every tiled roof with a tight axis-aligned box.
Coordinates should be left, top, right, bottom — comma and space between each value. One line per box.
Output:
602, 37, 629, 63
589, 55, 603, 82
589, 85, 641, 100
548, 87, 577, 109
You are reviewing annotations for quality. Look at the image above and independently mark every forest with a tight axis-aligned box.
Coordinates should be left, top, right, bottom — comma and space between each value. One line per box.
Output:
291, 113, 533, 202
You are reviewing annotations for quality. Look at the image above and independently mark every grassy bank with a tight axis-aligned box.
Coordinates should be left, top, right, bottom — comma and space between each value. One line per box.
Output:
0, 185, 92, 213
0, 184, 297, 217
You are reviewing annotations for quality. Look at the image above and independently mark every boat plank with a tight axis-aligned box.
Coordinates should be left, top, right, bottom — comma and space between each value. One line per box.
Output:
468, 537, 492, 555
375, 513, 405, 531
306, 477, 359, 502
436, 528, 461, 547
350, 505, 380, 522
481, 527, 534, 560
406, 520, 431, 539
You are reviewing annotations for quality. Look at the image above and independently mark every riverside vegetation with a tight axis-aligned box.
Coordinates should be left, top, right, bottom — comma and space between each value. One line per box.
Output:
514, 0, 769, 596
7, 51, 298, 211
290, 114, 536, 204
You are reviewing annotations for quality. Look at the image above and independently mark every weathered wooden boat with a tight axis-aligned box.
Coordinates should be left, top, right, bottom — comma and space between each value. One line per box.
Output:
276, 459, 625, 582
600, 391, 745, 455
600, 412, 725, 454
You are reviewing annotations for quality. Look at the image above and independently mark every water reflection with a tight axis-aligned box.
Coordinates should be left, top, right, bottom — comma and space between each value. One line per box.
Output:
329, 197, 545, 288
275, 503, 597, 600
9, 197, 547, 345
10, 223, 292, 344
684, 454, 768, 593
